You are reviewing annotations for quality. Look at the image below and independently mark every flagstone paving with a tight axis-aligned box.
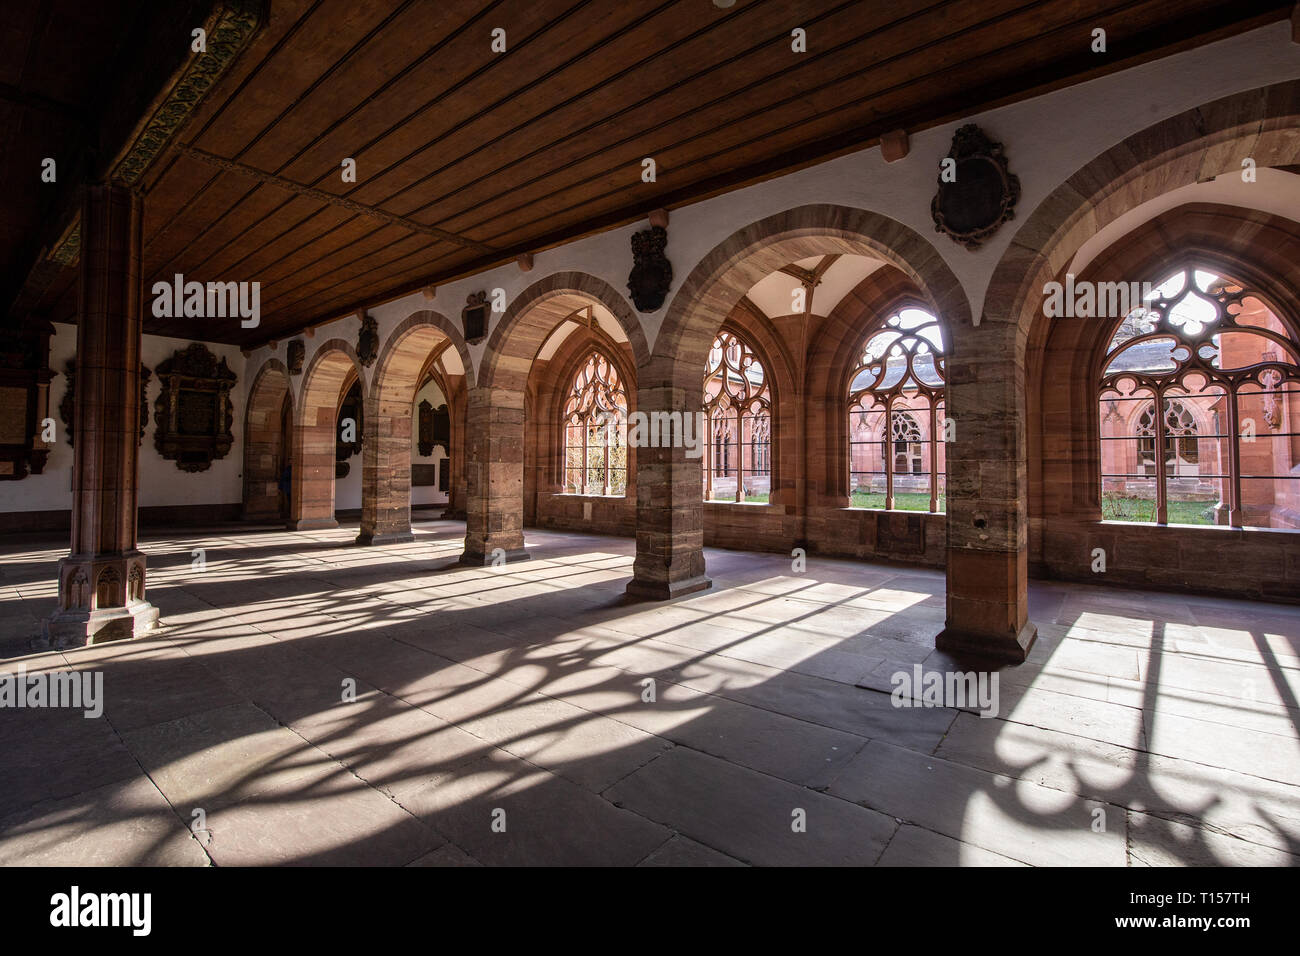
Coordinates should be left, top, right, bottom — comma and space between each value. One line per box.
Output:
1, 519, 1297, 866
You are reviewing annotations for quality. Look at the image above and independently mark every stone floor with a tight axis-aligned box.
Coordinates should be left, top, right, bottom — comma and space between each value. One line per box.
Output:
1, 519, 1298, 866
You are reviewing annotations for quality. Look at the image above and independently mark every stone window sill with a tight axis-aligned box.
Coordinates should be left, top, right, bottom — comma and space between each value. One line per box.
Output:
1098, 519, 1300, 534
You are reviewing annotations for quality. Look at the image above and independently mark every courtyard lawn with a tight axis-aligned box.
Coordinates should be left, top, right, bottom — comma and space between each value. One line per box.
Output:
1100, 495, 1218, 525
850, 491, 945, 512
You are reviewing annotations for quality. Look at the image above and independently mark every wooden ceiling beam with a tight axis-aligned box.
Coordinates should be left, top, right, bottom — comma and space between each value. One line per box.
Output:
171, 142, 497, 254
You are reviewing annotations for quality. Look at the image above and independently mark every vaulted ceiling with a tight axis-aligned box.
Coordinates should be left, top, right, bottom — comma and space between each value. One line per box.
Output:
4, 0, 1291, 346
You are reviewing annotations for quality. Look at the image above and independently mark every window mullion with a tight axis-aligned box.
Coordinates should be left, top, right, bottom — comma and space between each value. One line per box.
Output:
582, 419, 589, 496
705, 411, 713, 500
928, 400, 939, 513
738, 408, 748, 504
885, 400, 895, 511
1154, 391, 1168, 524
1226, 389, 1243, 527
603, 417, 611, 496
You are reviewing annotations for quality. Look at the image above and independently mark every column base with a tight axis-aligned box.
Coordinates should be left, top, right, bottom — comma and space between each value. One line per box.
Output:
41, 602, 161, 649
459, 547, 530, 566
287, 517, 338, 531
935, 620, 1037, 665
625, 575, 713, 601
356, 530, 415, 546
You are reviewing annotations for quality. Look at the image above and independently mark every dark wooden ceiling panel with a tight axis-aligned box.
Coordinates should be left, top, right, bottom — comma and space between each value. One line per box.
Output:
3, 0, 1290, 343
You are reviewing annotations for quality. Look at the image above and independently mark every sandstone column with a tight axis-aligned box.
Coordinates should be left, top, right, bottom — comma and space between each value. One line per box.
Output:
287, 397, 340, 530
357, 388, 414, 545
626, 382, 711, 599
460, 385, 528, 564
45, 182, 159, 646
937, 319, 1036, 663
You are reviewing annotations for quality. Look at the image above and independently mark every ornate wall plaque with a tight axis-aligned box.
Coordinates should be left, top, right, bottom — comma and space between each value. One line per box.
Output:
417, 400, 449, 457
153, 343, 236, 472
287, 339, 305, 375
0, 320, 54, 480
628, 225, 672, 312
357, 313, 379, 368
418, 399, 434, 457
462, 292, 488, 344
931, 124, 1020, 250
60, 361, 151, 446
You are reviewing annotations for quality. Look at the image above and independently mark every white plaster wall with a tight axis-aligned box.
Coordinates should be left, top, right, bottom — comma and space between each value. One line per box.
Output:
248, 23, 1300, 402
0, 325, 248, 517
336, 454, 362, 511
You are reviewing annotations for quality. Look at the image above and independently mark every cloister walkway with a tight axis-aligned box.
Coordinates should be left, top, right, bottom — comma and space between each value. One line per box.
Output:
1, 521, 1296, 866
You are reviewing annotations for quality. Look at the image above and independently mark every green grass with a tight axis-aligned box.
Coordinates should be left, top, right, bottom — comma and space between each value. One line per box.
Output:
708, 491, 769, 503
1101, 495, 1219, 525
850, 491, 944, 512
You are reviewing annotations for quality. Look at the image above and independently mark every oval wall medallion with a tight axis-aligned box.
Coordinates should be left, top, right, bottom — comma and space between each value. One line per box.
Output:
931, 124, 1020, 250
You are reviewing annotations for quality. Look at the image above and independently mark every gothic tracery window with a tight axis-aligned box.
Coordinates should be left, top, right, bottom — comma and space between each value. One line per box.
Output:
703, 330, 772, 502
1099, 266, 1300, 527
848, 308, 946, 512
563, 350, 628, 496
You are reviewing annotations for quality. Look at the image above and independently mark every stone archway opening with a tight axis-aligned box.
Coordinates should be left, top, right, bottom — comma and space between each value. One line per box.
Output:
358, 312, 471, 545
976, 78, 1300, 655
465, 273, 646, 565
631, 204, 971, 615
292, 343, 363, 531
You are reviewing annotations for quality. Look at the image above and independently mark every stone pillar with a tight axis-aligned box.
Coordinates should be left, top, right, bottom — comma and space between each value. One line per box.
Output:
460, 386, 528, 564
44, 182, 159, 647
936, 320, 1036, 663
357, 388, 414, 545
445, 377, 468, 519
626, 382, 711, 599
242, 390, 286, 521
287, 399, 339, 530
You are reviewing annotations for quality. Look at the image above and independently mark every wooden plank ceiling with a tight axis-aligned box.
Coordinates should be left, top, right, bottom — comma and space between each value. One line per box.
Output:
11, 0, 1292, 346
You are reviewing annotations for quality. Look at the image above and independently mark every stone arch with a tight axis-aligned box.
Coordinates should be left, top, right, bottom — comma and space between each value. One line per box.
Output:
520, 327, 641, 534
811, 266, 932, 504
989, 79, 1300, 346
651, 204, 970, 390
701, 311, 792, 509
534, 324, 638, 495
414, 353, 468, 519
1030, 202, 1300, 600
479, 272, 649, 391
358, 310, 469, 544
291, 340, 365, 531
462, 272, 647, 566
243, 358, 293, 521
629, 204, 970, 608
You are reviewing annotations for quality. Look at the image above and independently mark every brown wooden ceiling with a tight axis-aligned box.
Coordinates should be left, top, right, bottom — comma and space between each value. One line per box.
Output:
10, 0, 1292, 346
